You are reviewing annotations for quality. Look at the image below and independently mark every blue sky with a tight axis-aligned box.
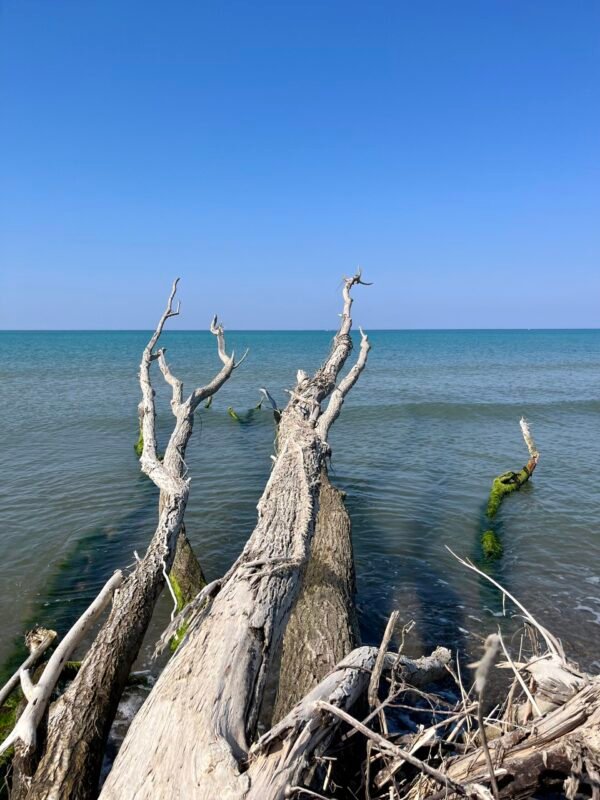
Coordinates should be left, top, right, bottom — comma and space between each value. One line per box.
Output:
1, 1, 598, 329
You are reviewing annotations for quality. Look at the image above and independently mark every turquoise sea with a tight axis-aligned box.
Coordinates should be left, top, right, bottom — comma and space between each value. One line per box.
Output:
1, 329, 599, 675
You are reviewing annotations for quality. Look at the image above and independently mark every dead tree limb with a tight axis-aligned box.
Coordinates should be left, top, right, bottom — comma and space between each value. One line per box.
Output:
100, 272, 372, 800
249, 645, 450, 800
22, 280, 240, 800
0, 628, 57, 709
0, 571, 123, 757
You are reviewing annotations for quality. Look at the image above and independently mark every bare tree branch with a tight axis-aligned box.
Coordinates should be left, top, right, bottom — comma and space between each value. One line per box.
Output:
157, 348, 183, 414
138, 279, 186, 494
210, 315, 230, 365
316, 326, 371, 438
0, 628, 57, 708
189, 316, 245, 410
0, 571, 123, 755
317, 269, 371, 386
146, 277, 181, 354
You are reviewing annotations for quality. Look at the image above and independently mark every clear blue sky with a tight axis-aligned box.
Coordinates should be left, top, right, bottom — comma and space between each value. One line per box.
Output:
1, 1, 598, 329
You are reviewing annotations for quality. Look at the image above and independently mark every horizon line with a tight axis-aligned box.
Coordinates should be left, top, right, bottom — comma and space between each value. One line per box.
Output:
1, 327, 599, 333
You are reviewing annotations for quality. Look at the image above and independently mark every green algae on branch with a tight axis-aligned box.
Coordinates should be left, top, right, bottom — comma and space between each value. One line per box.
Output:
480, 417, 540, 560
134, 401, 144, 456
0, 693, 18, 752
167, 576, 192, 653
0, 694, 18, 798
167, 574, 187, 652
481, 529, 503, 559
134, 429, 144, 457
486, 463, 535, 518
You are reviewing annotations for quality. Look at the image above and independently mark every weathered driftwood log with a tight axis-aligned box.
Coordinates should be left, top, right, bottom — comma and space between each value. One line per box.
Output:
5, 576, 123, 800
481, 418, 540, 559
0, 629, 57, 797
271, 466, 360, 723
100, 272, 372, 799
21, 281, 241, 800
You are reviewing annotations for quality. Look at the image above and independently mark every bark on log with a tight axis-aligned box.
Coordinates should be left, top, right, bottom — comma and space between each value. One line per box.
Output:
271, 466, 360, 723
100, 272, 372, 800
170, 527, 207, 610
21, 281, 239, 800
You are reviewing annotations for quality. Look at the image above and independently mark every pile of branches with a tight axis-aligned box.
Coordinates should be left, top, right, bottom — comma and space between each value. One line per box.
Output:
289, 556, 600, 800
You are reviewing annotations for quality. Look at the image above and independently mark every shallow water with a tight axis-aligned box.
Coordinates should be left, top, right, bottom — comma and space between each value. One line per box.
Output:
1, 329, 599, 676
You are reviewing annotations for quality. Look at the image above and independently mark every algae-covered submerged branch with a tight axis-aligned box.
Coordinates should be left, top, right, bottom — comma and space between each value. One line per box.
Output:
481, 417, 540, 559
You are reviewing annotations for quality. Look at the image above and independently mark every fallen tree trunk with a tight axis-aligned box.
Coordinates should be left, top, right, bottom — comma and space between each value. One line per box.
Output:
271, 467, 360, 723
100, 272, 372, 799
19, 281, 241, 800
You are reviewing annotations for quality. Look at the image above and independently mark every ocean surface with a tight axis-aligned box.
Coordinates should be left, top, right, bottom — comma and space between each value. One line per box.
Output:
1, 329, 599, 678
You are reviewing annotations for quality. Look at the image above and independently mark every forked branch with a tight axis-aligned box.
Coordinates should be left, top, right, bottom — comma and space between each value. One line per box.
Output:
317, 325, 371, 438
286, 269, 372, 433
190, 316, 247, 411
320, 268, 372, 383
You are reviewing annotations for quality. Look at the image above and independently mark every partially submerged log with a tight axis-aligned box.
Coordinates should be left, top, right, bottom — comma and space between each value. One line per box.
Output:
271, 467, 360, 723
100, 272, 372, 799
169, 528, 207, 612
18, 281, 242, 800
481, 418, 540, 559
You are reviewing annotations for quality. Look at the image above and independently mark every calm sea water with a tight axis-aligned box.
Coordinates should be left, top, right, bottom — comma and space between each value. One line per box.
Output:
1, 330, 599, 676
